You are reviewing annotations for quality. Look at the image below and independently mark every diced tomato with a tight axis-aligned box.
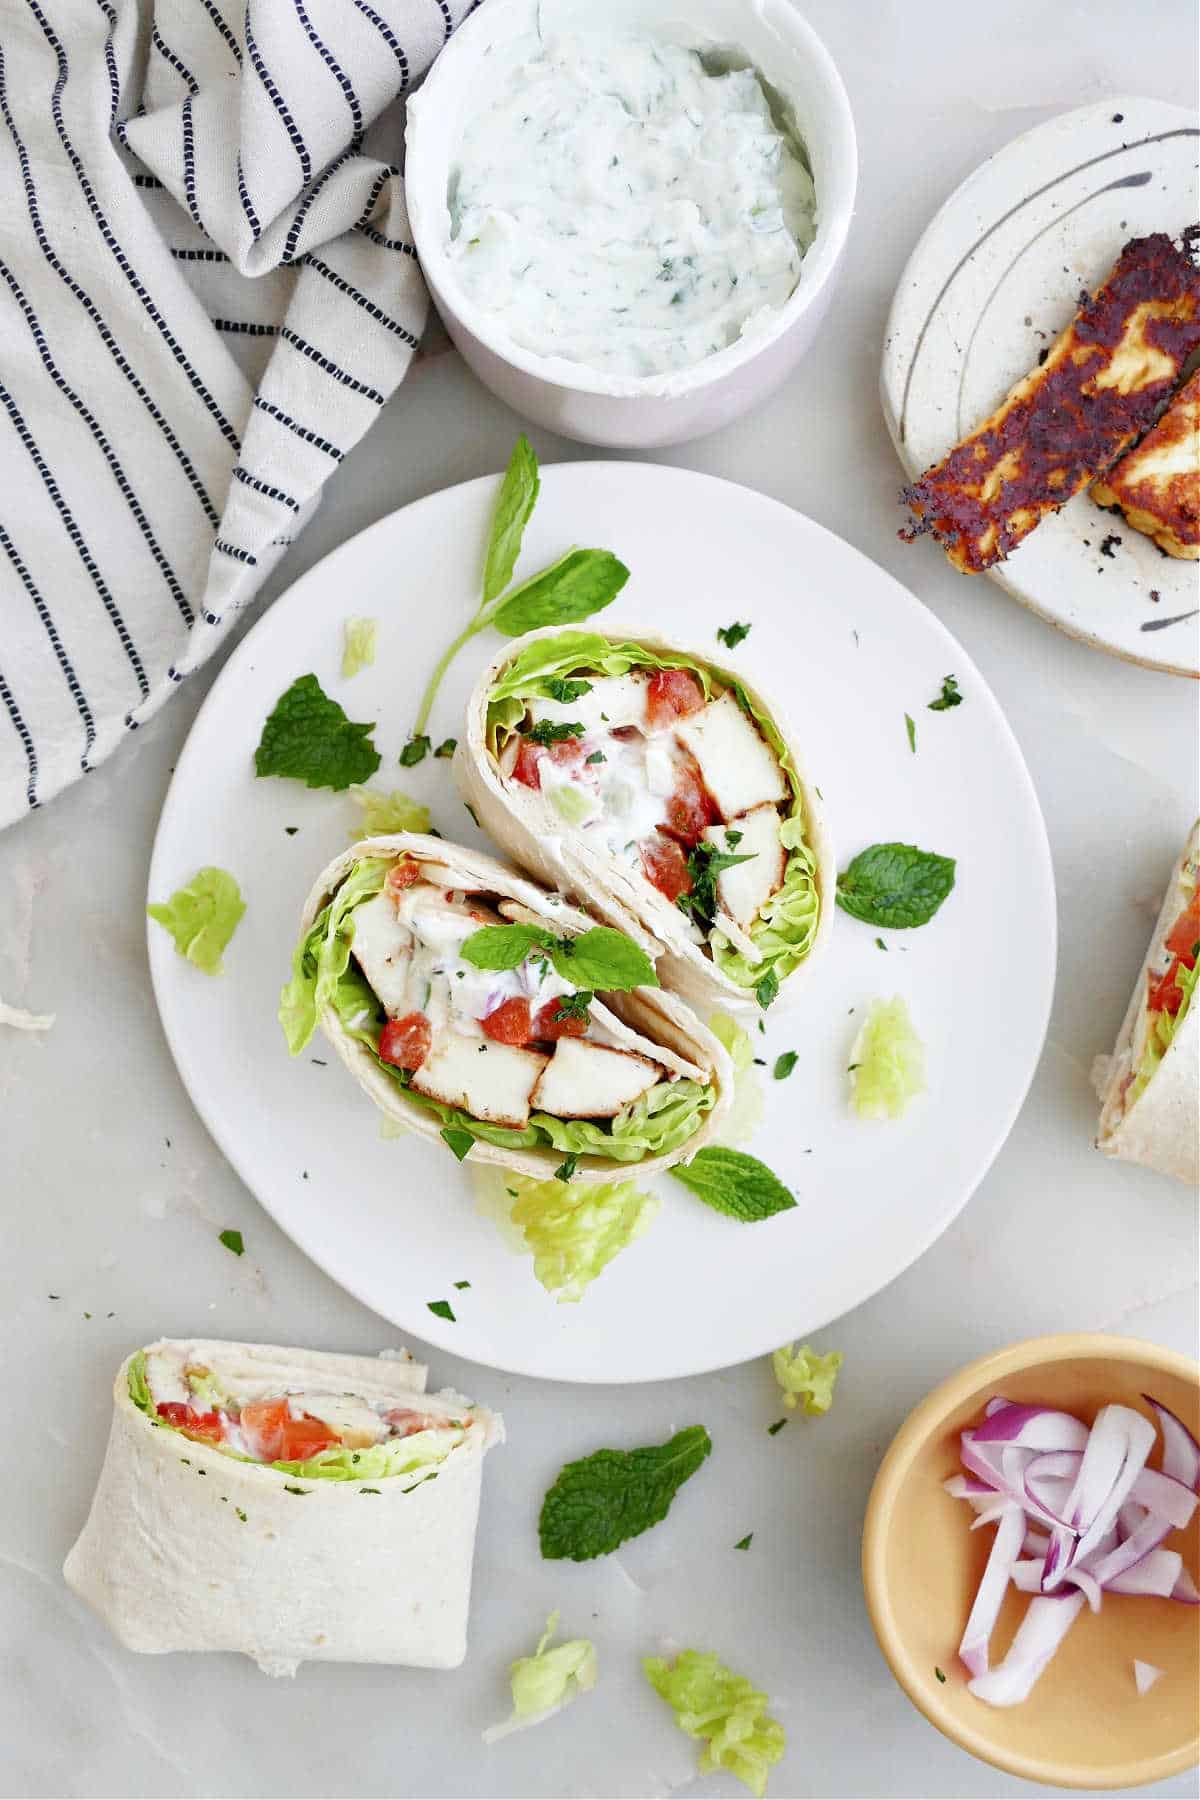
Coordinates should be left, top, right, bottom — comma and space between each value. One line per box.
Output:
533, 997, 588, 1040
549, 735, 585, 766
512, 735, 585, 788
385, 857, 421, 898
640, 834, 693, 903
1164, 895, 1200, 965
239, 1397, 339, 1463
379, 1012, 432, 1071
661, 754, 717, 847
1148, 958, 1185, 1015
647, 668, 705, 731
157, 1402, 223, 1444
480, 995, 533, 1045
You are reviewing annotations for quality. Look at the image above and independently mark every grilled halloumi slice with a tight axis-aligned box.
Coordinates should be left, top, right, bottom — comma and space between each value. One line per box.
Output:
675, 692, 788, 821
531, 1038, 661, 1119
706, 803, 787, 933
901, 233, 1200, 573
1091, 369, 1200, 558
409, 1031, 549, 1128
350, 893, 414, 1016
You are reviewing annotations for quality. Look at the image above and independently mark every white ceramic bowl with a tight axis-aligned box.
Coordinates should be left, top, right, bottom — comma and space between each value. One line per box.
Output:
405, 0, 857, 448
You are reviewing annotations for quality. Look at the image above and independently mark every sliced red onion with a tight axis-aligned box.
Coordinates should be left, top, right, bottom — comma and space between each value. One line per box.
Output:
1011, 1557, 1045, 1593
984, 1396, 1010, 1418
957, 1505, 1025, 1680
1062, 1565, 1103, 1612
966, 1593, 1086, 1707
1133, 1659, 1163, 1696
1172, 1566, 1200, 1604
1107, 1548, 1182, 1599
1048, 1406, 1156, 1579
971, 1405, 1090, 1452
1023, 1526, 1050, 1557
1084, 1508, 1175, 1588
1144, 1396, 1200, 1492
1128, 1466, 1199, 1529
1117, 1499, 1148, 1541
943, 1474, 994, 1500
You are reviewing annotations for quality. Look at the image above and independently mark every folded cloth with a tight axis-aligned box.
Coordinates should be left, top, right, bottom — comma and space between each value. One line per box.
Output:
0, 0, 472, 826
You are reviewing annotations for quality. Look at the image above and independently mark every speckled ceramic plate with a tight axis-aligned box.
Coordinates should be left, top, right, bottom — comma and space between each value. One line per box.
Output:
148, 463, 1054, 1382
881, 96, 1199, 678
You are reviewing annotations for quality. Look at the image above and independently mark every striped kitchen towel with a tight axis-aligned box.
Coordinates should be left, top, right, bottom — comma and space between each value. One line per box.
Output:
0, 0, 473, 826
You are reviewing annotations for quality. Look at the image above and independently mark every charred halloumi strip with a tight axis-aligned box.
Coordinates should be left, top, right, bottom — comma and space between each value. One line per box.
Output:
1091, 369, 1200, 558
532, 1038, 661, 1119
902, 233, 1200, 573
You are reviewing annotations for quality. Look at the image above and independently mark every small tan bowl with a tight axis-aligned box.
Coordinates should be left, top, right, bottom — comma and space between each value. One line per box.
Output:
862, 1334, 1200, 1790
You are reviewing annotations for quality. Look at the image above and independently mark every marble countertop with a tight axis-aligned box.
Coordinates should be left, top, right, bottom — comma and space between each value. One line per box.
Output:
1, 3, 1197, 1795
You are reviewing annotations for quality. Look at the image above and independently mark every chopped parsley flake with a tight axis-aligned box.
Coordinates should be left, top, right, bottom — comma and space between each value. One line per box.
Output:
716, 621, 752, 649
927, 675, 962, 712
427, 1299, 456, 1322
218, 1228, 244, 1257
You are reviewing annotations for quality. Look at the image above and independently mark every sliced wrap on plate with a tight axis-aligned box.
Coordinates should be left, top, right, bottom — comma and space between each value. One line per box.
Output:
282, 833, 732, 1181
456, 627, 834, 1013
64, 1339, 502, 1674
1093, 821, 1199, 1185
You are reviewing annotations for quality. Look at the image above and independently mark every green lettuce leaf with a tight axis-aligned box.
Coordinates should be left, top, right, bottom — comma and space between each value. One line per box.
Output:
274, 1426, 464, 1483
278, 858, 389, 1055
849, 995, 926, 1119
341, 617, 377, 679
643, 1649, 785, 1799
1128, 958, 1198, 1108
711, 818, 820, 994
708, 1011, 765, 1148
484, 1612, 598, 1742
127, 1350, 152, 1414
503, 1170, 659, 1302
772, 1342, 843, 1416
347, 785, 432, 839
147, 866, 246, 975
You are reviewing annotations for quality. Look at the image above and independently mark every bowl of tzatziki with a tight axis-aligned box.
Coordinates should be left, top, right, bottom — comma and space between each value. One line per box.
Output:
406, 0, 856, 448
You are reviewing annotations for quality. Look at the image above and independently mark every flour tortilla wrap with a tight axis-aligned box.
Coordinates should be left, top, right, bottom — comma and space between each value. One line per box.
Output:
456, 626, 834, 1016
64, 1340, 501, 1675
1093, 821, 1199, 1185
293, 833, 732, 1183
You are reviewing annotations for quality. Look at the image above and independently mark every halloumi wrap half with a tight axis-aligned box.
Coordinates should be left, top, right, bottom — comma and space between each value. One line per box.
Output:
64, 1339, 502, 1674
281, 833, 732, 1182
1092, 821, 1199, 1185
456, 626, 834, 1015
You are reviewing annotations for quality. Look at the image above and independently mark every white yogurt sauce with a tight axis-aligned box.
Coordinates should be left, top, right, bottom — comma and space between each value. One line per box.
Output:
445, 30, 817, 379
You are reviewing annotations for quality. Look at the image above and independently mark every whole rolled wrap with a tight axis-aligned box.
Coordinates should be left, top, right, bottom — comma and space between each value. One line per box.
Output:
64, 1340, 502, 1675
1093, 820, 1199, 1186
290, 833, 732, 1183
455, 626, 834, 1016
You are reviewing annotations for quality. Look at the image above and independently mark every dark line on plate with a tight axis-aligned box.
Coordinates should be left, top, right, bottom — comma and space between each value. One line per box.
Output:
954, 172, 1153, 436
898, 127, 1199, 444
1140, 608, 1199, 632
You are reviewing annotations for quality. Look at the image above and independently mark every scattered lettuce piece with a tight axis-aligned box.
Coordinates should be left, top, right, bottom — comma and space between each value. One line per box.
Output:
148, 866, 246, 975
540, 1427, 711, 1559
348, 785, 431, 839
772, 1343, 843, 1416
505, 1172, 660, 1302
254, 673, 380, 791
709, 1011, 764, 1147
483, 1612, 597, 1743
643, 1649, 785, 1799
341, 617, 377, 679
849, 994, 925, 1119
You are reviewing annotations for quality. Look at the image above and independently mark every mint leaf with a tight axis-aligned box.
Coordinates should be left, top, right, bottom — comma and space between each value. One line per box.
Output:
548, 927, 658, 992
555, 1152, 579, 1183
483, 435, 540, 605
544, 676, 593, 703
427, 1298, 456, 1322
218, 1228, 244, 1256
676, 842, 757, 933
441, 1127, 475, 1162
734, 1533, 753, 1550
434, 737, 457, 758
148, 866, 245, 975
524, 718, 584, 746
773, 1052, 798, 1081
835, 843, 956, 929
539, 1425, 712, 1560
490, 549, 629, 635
399, 734, 431, 768
255, 674, 380, 791
716, 621, 751, 649
461, 923, 555, 971
905, 713, 917, 754
755, 968, 779, 1010
669, 1148, 795, 1221
927, 675, 962, 712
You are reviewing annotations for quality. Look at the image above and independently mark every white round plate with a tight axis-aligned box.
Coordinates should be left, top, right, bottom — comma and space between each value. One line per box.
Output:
148, 463, 1055, 1382
881, 96, 1200, 678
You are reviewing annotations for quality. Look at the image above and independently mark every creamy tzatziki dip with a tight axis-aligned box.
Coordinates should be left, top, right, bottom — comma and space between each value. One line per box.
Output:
444, 31, 817, 379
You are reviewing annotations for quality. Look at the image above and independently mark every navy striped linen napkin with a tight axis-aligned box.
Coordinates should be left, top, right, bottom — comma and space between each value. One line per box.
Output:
0, 0, 473, 825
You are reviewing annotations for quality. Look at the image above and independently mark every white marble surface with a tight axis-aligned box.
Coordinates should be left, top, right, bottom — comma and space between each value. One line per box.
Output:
2, 3, 1198, 1795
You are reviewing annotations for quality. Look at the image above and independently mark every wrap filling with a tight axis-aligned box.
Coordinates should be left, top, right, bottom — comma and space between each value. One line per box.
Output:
1122, 849, 1199, 1116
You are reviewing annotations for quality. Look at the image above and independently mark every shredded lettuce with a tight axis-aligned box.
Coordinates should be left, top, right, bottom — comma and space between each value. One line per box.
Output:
278, 858, 389, 1055
484, 1612, 598, 1742
127, 1350, 152, 1414
485, 632, 821, 995
1128, 958, 1197, 1109
848, 995, 925, 1119
148, 866, 246, 975
274, 1426, 464, 1483
347, 785, 431, 839
643, 1649, 785, 1799
709, 1011, 764, 1147
772, 1343, 843, 1416
341, 616, 377, 679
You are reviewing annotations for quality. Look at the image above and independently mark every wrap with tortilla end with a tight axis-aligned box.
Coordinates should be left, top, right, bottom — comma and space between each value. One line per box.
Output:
1092, 821, 1199, 1185
63, 1339, 502, 1674
282, 833, 732, 1182
455, 626, 834, 1015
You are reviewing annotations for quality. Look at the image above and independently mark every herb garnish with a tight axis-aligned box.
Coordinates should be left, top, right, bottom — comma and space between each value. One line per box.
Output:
555, 1153, 579, 1183
440, 1126, 475, 1162
586, 750, 606, 765
755, 968, 780, 1010
254, 674, 380, 790
434, 737, 457, 758
427, 1299, 456, 1322
523, 718, 584, 747
544, 676, 594, 703
773, 1052, 798, 1081
927, 675, 962, 712
554, 990, 594, 1023
218, 1228, 244, 1257
676, 842, 756, 933
539, 1426, 712, 1561
734, 1533, 753, 1551
905, 713, 917, 754
461, 923, 657, 993
453, 1280, 471, 1290
716, 621, 752, 649
935, 1667, 947, 1684
669, 1148, 795, 1221
399, 734, 431, 768
414, 436, 628, 732
835, 843, 956, 930
767, 1419, 787, 1436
